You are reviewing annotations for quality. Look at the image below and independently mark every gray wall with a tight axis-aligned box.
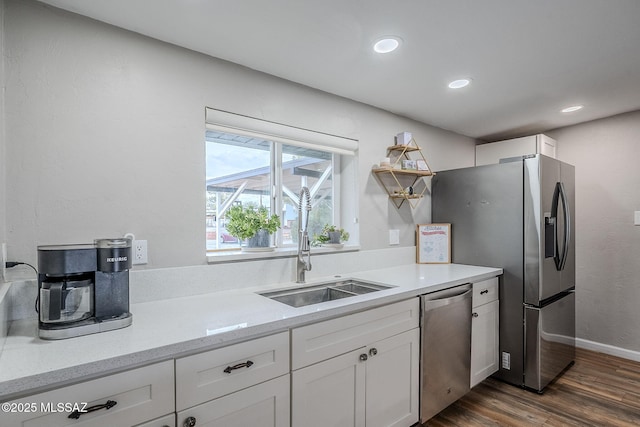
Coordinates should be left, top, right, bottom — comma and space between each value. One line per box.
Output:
548, 110, 640, 353
2, 0, 475, 269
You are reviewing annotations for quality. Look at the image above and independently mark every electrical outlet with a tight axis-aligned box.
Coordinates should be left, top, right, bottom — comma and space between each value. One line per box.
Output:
132, 240, 148, 265
502, 352, 511, 370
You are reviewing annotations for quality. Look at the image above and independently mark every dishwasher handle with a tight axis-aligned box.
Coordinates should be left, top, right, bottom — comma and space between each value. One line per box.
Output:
422, 284, 472, 311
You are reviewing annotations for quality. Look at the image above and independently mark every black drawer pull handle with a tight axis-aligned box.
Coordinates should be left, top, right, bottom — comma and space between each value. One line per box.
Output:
224, 360, 254, 374
68, 400, 117, 419
480, 289, 489, 295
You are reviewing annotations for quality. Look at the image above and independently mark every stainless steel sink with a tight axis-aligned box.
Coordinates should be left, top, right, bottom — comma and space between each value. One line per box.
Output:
259, 279, 393, 308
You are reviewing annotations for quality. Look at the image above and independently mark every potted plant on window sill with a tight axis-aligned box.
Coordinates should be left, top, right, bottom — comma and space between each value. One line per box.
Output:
226, 204, 281, 251
313, 224, 349, 248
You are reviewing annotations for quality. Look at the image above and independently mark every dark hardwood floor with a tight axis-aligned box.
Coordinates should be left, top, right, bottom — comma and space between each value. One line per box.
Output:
423, 348, 640, 426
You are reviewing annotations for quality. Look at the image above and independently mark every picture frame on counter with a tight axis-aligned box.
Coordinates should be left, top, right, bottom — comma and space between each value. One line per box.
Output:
416, 223, 451, 264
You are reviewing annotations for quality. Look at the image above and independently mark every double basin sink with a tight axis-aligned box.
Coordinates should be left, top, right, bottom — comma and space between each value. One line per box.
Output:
259, 279, 393, 308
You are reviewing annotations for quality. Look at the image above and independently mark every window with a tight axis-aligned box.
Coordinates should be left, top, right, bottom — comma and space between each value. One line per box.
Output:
205, 108, 358, 253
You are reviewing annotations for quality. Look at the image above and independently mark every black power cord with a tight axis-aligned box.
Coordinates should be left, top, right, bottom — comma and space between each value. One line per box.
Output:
6, 261, 38, 275
5, 261, 39, 312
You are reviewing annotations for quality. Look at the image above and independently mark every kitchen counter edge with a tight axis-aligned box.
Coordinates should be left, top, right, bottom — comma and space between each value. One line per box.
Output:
0, 263, 502, 401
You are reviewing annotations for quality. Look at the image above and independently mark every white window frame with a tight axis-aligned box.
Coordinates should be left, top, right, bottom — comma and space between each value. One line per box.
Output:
205, 108, 359, 262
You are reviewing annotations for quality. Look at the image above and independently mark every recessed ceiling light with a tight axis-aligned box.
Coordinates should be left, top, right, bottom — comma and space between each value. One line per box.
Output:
448, 78, 471, 89
561, 105, 584, 113
373, 37, 401, 54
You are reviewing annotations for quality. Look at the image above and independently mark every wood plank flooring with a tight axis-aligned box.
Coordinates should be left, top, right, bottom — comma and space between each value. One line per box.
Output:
422, 348, 640, 426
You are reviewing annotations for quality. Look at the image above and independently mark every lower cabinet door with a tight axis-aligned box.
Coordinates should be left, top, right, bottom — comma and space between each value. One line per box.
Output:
471, 299, 500, 388
366, 328, 420, 427
134, 413, 176, 427
176, 375, 290, 427
292, 348, 366, 427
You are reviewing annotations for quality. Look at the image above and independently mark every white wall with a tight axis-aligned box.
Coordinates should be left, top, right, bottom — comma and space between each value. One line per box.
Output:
547, 110, 640, 353
0, 0, 6, 245
4, 2, 640, 358
3, 0, 476, 269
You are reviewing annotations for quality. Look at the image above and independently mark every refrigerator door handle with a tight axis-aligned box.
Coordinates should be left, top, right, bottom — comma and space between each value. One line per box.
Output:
550, 182, 561, 268
558, 182, 571, 271
551, 182, 571, 271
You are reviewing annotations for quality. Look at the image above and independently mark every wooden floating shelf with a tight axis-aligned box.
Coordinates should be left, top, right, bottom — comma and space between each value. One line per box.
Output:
371, 139, 435, 209
390, 194, 423, 199
387, 145, 421, 152
372, 168, 435, 177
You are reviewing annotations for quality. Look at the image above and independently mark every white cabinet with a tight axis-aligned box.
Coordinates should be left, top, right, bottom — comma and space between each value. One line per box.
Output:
176, 331, 290, 427
475, 134, 556, 166
291, 299, 420, 427
292, 347, 365, 426
134, 414, 176, 427
176, 375, 289, 427
2, 360, 175, 427
471, 277, 500, 387
292, 298, 420, 370
364, 329, 420, 427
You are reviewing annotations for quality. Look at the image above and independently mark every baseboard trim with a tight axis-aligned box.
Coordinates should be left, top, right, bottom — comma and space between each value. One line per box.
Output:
576, 338, 640, 362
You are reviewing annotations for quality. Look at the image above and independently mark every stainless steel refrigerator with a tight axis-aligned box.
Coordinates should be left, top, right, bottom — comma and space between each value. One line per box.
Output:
432, 154, 575, 392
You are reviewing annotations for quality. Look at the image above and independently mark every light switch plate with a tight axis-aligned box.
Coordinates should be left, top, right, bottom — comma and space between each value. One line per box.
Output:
389, 229, 400, 245
635, 211, 640, 226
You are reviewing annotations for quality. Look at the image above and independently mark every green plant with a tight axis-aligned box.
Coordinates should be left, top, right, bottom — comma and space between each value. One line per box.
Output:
312, 224, 350, 245
226, 204, 281, 240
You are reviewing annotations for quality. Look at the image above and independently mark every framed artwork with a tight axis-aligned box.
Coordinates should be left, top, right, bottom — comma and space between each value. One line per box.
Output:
416, 223, 451, 264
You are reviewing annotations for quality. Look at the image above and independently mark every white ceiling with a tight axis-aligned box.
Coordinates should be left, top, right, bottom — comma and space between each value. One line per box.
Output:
37, 0, 640, 141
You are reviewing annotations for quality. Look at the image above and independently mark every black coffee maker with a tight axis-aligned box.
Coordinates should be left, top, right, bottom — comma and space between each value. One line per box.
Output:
37, 238, 133, 340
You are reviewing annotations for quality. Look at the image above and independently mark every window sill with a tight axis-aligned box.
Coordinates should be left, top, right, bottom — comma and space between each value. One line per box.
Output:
206, 244, 360, 264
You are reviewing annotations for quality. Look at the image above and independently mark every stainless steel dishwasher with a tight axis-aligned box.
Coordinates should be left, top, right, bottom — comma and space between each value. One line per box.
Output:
420, 283, 472, 422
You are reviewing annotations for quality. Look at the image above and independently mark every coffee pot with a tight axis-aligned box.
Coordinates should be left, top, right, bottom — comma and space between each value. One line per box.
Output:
37, 238, 133, 339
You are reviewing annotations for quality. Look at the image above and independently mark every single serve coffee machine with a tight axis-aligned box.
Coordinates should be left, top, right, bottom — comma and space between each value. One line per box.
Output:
37, 238, 133, 339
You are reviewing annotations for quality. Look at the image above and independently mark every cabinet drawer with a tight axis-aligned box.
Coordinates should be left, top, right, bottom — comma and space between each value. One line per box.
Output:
473, 277, 498, 307
292, 298, 420, 370
176, 331, 289, 411
2, 360, 174, 427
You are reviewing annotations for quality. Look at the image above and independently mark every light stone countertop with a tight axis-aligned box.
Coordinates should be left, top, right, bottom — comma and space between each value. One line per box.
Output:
0, 263, 501, 401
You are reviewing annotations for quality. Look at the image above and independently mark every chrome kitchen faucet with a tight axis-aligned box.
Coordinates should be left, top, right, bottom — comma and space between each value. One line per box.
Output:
296, 186, 312, 283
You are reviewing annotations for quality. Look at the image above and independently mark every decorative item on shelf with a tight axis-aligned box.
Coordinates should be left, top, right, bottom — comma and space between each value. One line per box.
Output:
416, 159, 429, 171
401, 159, 417, 170
226, 204, 280, 251
372, 136, 435, 209
312, 224, 350, 249
396, 131, 413, 146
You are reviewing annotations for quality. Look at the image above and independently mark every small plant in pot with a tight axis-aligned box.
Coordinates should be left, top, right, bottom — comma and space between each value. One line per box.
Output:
313, 224, 350, 246
226, 204, 280, 249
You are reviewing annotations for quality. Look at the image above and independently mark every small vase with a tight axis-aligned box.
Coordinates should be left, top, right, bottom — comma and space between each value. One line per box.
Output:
327, 231, 341, 244
245, 229, 271, 248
